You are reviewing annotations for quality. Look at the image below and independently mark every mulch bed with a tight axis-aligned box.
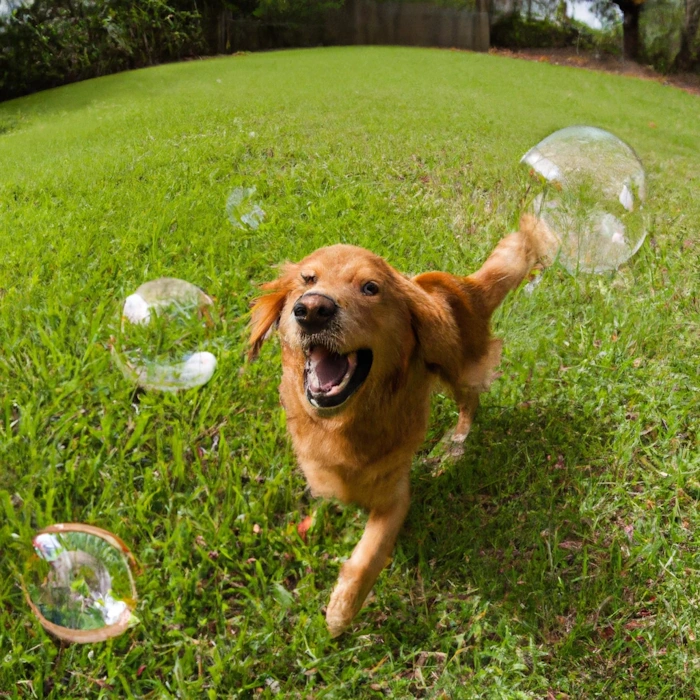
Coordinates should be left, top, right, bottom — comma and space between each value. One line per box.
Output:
489, 47, 700, 97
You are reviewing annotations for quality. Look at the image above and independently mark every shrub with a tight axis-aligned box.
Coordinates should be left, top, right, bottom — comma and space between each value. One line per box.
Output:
490, 12, 620, 56
0, 0, 206, 102
639, 0, 683, 72
491, 13, 578, 49
251, 0, 344, 21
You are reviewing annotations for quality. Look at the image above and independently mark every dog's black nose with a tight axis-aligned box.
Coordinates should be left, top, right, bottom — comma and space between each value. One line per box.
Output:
293, 294, 337, 332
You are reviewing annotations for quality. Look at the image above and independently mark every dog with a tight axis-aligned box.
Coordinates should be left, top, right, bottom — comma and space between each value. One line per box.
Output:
248, 214, 556, 636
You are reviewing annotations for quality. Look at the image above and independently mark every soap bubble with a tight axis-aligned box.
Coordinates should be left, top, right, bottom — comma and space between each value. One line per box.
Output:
521, 126, 647, 273
113, 278, 218, 392
24, 524, 139, 643
227, 186, 265, 229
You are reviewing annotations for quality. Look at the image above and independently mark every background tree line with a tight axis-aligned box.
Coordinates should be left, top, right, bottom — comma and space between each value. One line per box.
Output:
1, 0, 698, 102
490, 0, 700, 71
0, 0, 343, 101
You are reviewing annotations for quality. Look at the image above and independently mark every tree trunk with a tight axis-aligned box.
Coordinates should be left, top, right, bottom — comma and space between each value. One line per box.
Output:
624, 3, 641, 61
614, 0, 643, 61
673, 0, 700, 72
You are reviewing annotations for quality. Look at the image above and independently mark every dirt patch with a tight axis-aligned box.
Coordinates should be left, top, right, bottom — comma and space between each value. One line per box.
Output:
489, 47, 700, 97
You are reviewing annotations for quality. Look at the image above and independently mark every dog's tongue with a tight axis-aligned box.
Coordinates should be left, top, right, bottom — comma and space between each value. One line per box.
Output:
308, 346, 350, 393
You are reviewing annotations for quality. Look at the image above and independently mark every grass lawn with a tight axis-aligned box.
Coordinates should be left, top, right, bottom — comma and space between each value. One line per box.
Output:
1, 46, 699, 698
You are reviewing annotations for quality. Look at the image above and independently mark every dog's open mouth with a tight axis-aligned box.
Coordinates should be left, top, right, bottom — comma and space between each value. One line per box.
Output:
304, 346, 373, 409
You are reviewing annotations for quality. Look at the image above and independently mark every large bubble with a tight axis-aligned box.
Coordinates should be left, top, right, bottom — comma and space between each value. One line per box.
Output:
113, 278, 218, 392
521, 126, 647, 273
24, 524, 139, 643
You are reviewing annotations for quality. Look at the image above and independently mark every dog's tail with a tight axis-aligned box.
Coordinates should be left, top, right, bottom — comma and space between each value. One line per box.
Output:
467, 214, 558, 316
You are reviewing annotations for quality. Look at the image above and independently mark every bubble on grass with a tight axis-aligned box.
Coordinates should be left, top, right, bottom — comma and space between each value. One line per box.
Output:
24, 524, 139, 643
227, 186, 265, 229
521, 126, 647, 273
113, 278, 218, 392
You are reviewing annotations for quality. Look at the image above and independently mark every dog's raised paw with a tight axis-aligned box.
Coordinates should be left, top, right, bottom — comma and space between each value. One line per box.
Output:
326, 578, 362, 637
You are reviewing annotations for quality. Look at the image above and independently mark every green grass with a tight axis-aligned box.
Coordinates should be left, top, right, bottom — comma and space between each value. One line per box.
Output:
0, 46, 699, 698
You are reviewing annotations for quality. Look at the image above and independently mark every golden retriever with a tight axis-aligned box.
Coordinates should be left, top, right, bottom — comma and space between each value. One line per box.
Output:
249, 214, 555, 636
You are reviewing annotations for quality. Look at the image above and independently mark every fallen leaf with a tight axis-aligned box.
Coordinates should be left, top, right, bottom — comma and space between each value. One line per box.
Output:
416, 651, 430, 668
599, 625, 615, 639
559, 540, 582, 551
297, 515, 313, 542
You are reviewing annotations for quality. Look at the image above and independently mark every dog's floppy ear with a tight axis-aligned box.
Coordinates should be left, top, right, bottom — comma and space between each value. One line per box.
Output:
390, 272, 462, 375
399, 272, 490, 383
248, 264, 298, 361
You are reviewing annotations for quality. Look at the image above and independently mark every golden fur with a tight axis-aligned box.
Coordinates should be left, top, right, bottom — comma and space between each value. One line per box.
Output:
249, 214, 556, 636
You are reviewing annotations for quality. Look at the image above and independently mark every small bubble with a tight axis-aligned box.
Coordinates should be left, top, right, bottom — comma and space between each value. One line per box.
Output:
226, 187, 265, 230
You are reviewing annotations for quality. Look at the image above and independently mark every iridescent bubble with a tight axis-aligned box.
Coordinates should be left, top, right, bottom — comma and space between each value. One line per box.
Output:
24, 524, 139, 643
227, 186, 265, 229
521, 126, 647, 273
113, 278, 218, 392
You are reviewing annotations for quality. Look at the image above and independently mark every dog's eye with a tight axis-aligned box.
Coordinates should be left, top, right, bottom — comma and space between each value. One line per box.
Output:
301, 273, 317, 285
361, 281, 380, 296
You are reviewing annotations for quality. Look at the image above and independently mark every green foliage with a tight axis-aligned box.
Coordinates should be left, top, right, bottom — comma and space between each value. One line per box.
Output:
491, 12, 621, 55
373, 0, 477, 8
0, 0, 349, 101
583, 0, 700, 73
490, 14, 559, 50
639, 0, 684, 72
0, 0, 206, 101
0, 46, 699, 697
251, 0, 344, 20
592, 19, 624, 55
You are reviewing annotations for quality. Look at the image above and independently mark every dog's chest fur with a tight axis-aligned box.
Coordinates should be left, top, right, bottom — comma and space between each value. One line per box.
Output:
279, 346, 433, 509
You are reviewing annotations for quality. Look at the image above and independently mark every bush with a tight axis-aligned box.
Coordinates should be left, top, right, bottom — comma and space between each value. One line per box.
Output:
251, 0, 344, 21
491, 13, 577, 49
640, 0, 683, 72
490, 12, 621, 56
0, 0, 206, 102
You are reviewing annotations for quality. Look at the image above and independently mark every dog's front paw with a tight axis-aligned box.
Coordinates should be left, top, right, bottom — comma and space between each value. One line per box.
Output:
326, 576, 363, 637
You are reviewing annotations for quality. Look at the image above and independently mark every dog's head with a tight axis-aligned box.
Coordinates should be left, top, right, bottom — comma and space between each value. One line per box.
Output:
249, 244, 443, 412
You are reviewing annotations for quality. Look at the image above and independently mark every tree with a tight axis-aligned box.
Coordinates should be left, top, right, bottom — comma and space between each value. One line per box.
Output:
590, 0, 646, 60
672, 0, 700, 70
616, 0, 645, 59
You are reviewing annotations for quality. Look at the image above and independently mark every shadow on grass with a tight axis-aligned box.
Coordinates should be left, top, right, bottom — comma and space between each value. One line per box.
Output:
391, 399, 616, 642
